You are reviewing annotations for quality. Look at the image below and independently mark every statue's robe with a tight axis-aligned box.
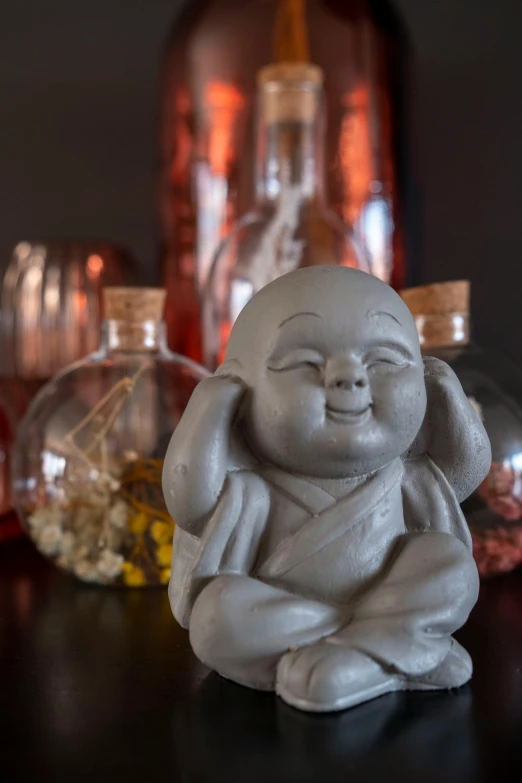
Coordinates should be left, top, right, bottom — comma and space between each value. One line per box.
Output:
169, 455, 479, 694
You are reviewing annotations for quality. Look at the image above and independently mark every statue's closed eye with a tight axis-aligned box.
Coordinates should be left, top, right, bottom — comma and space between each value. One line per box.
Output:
268, 350, 325, 372
364, 346, 411, 368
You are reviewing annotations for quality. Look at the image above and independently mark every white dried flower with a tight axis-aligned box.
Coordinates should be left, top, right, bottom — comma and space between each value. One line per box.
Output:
96, 549, 124, 580
38, 524, 62, 556
75, 507, 100, 529
61, 530, 77, 556
108, 500, 129, 529
74, 560, 99, 583
97, 472, 121, 493
56, 554, 73, 570
77, 523, 100, 547
74, 545, 90, 561
28, 506, 62, 531
90, 489, 111, 508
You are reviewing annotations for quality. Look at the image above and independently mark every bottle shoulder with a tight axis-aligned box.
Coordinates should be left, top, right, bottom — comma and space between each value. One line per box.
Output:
210, 199, 368, 280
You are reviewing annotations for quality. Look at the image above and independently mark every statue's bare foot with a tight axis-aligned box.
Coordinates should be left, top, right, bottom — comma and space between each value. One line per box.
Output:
276, 642, 399, 713
277, 636, 472, 712
407, 638, 472, 691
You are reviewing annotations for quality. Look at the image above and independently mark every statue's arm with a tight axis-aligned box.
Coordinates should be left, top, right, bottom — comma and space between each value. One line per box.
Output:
418, 357, 491, 502
162, 373, 247, 537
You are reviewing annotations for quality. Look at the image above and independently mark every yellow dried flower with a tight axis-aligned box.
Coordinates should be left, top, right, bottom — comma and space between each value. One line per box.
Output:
122, 562, 147, 587
156, 543, 173, 567
160, 567, 171, 585
128, 513, 149, 535
151, 520, 174, 545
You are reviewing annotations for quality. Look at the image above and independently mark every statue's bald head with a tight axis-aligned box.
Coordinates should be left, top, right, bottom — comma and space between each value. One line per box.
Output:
225, 266, 420, 378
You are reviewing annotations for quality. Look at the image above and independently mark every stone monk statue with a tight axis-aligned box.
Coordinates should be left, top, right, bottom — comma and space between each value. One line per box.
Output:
163, 266, 491, 712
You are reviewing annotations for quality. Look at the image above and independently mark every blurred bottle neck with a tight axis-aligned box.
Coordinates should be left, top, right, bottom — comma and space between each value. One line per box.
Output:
414, 313, 470, 352
101, 320, 169, 353
255, 77, 325, 205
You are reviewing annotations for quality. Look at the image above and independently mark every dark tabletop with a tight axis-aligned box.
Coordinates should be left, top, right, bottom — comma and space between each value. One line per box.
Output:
2, 538, 522, 783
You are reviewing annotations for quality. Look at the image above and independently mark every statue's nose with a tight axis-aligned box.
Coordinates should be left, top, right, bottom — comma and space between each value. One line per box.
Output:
324, 359, 369, 391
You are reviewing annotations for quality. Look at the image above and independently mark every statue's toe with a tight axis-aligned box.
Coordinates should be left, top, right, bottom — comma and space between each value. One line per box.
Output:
409, 639, 472, 691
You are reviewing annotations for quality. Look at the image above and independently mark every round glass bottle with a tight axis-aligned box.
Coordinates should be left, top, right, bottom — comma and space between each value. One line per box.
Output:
203, 62, 369, 369
401, 281, 522, 578
12, 288, 209, 586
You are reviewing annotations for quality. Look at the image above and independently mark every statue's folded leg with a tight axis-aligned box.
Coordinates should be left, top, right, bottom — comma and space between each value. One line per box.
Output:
189, 574, 346, 691
276, 532, 479, 712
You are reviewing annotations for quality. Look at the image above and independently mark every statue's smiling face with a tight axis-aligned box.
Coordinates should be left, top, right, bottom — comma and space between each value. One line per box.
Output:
234, 270, 426, 478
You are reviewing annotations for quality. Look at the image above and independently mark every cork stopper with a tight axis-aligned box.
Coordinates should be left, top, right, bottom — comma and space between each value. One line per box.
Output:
400, 281, 469, 316
400, 281, 470, 350
103, 287, 166, 322
258, 61, 323, 124
258, 62, 323, 89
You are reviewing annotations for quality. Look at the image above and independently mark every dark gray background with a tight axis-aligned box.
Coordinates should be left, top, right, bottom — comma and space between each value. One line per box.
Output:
1, 0, 521, 362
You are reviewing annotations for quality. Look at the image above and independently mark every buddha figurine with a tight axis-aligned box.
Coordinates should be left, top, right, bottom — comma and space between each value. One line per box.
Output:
163, 266, 490, 712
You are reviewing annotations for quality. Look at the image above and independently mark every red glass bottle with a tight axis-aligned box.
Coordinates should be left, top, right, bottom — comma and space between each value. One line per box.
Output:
160, 0, 411, 361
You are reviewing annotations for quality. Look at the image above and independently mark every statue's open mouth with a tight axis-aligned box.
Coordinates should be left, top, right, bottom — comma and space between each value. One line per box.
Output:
325, 403, 372, 424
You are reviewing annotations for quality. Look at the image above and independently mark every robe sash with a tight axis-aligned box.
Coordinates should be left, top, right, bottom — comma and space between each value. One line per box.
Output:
258, 459, 403, 581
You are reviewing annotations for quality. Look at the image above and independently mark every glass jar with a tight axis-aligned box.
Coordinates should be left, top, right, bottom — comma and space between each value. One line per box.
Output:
0, 391, 24, 543
12, 288, 209, 586
203, 62, 369, 369
401, 281, 522, 578
0, 240, 136, 516
0, 392, 14, 518
0, 240, 136, 381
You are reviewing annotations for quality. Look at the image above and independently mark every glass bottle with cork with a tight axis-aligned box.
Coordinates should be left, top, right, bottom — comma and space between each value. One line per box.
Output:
203, 61, 369, 370
12, 287, 209, 586
401, 281, 522, 578
160, 0, 413, 362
